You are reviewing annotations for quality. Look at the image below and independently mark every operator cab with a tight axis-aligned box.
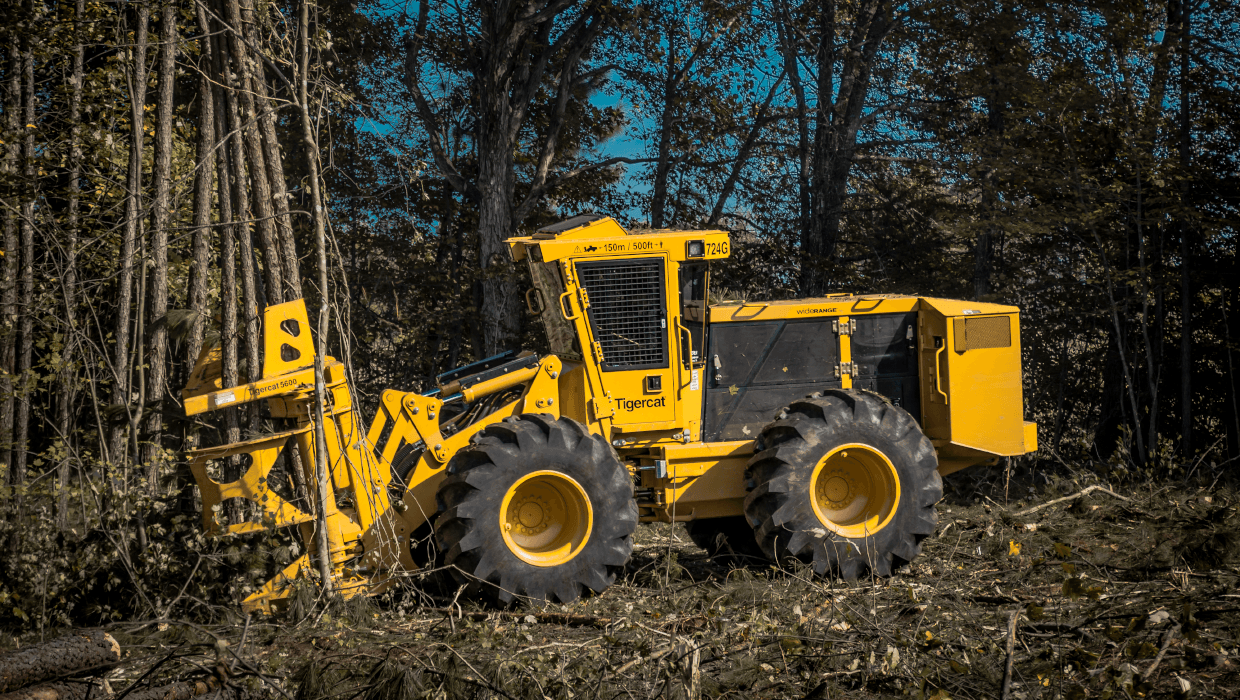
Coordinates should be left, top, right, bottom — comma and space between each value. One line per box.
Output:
508, 214, 727, 443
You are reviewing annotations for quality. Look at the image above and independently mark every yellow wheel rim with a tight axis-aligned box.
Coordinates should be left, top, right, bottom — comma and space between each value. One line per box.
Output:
809, 443, 901, 539
500, 470, 593, 567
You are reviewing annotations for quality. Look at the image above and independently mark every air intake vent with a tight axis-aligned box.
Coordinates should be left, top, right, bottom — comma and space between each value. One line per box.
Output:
953, 315, 1012, 351
577, 258, 667, 371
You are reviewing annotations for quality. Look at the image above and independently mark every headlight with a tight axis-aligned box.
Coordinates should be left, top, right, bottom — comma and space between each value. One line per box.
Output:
686, 240, 705, 258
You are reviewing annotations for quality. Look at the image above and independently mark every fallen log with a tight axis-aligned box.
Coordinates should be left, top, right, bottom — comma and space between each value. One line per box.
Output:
0, 632, 121, 694
0, 681, 101, 700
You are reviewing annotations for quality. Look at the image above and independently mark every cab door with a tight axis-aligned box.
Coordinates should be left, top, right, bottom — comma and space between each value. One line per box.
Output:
574, 256, 679, 428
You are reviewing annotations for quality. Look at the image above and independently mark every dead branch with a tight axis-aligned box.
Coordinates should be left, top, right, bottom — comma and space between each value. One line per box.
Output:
1001, 608, 1021, 700
1142, 624, 1181, 680
1015, 485, 1129, 517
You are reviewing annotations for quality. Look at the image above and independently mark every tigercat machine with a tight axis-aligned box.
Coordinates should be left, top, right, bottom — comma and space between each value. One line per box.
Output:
182, 214, 1037, 611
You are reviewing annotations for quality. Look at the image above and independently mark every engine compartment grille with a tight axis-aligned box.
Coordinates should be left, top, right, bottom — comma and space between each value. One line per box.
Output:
577, 258, 667, 370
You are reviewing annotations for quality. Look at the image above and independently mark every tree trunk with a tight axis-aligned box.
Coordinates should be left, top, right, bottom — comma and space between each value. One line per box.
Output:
242, 0, 301, 298
799, 0, 893, 296
212, 12, 262, 431
110, 2, 151, 470
299, 0, 335, 594
186, 20, 216, 381
143, 0, 178, 488
1179, 0, 1193, 454
225, 0, 285, 307
650, 31, 678, 229
204, 7, 242, 453
774, 0, 811, 266
13, 21, 36, 512
57, 0, 86, 528
1, 39, 20, 494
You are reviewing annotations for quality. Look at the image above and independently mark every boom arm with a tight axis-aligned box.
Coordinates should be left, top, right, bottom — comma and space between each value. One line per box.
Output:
181, 299, 566, 613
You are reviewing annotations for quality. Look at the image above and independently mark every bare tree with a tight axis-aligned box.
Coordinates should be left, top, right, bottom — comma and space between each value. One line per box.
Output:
774, 0, 899, 296
57, 0, 86, 527
404, 1, 613, 354
1, 38, 20, 494
185, 13, 216, 381
110, 3, 151, 471
13, 20, 36, 508
143, 0, 178, 486
224, 0, 286, 306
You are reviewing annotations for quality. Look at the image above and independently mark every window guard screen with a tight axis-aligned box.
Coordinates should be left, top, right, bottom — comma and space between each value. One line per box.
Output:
576, 258, 668, 371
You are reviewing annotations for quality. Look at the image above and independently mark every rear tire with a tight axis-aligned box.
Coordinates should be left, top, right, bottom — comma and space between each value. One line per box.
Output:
435, 414, 636, 604
744, 389, 941, 579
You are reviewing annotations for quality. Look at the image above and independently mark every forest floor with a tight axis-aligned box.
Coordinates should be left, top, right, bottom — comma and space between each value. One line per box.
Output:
14, 469, 1240, 700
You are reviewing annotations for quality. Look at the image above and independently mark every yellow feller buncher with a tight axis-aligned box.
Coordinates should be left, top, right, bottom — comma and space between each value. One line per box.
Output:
182, 214, 1038, 613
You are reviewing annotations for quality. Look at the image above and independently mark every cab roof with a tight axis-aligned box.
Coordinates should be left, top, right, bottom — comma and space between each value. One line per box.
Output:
507, 215, 729, 263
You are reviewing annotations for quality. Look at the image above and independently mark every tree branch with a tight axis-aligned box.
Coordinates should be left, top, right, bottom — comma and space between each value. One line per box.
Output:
515, 10, 606, 219
403, 4, 473, 197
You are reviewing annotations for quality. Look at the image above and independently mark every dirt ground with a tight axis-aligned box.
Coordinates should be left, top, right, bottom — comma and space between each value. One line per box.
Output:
20, 470, 1240, 699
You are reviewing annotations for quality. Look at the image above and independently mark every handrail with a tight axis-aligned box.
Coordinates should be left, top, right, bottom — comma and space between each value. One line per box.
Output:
934, 342, 949, 405
559, 290, 580, 321
673, 316, 697, 369
525, 288, 546, 315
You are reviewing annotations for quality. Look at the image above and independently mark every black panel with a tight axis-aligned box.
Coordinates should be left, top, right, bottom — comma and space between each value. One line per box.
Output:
852, 312, 917, 378
537, 213, 605, 233
703, 319, 842, 442
577, 258, 668, 371
851, 312, 920, 423
705, 382, 844, 441
708, 322, 782, 386
753, 321, 839, 384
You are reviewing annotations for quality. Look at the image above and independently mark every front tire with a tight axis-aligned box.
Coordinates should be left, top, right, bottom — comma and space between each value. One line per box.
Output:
435, 414, 637, 604
744, 389, 941, 578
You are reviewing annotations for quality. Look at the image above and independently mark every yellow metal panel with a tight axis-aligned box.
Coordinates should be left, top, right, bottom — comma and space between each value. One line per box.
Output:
637, 440, 751, 522
261, 300, 316, 378
918, 296, 1019, 316
839, 315, 853, 389
557, 362, 591, 425
508, 216, 731, 264
1024, 421, 1039, 452
942, 313, 1027, 456
187, 427, 317, 535
602, 371, 676, 425
709, 295, 919, 323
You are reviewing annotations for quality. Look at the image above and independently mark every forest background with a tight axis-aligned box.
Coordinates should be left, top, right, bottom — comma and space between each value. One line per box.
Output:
0, 0, 1236, 632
